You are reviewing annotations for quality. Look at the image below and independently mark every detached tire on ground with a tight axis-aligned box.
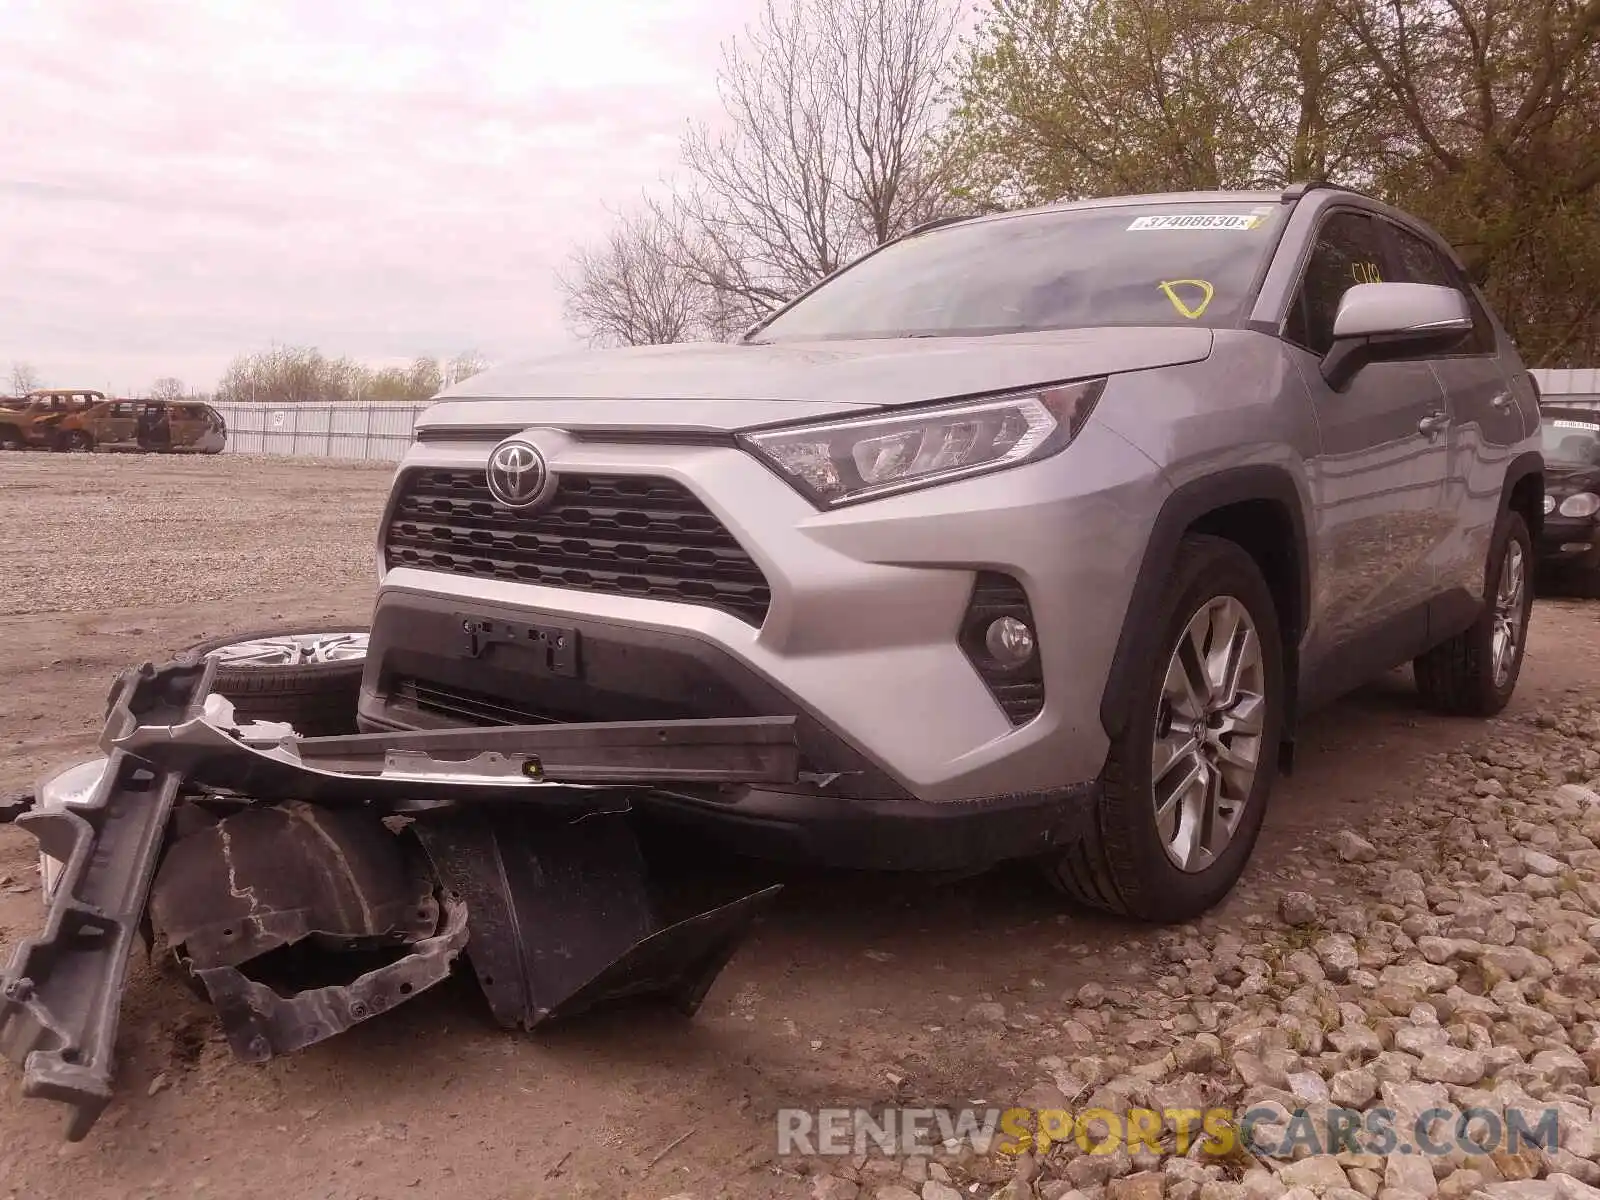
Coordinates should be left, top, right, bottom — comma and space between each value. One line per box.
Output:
175, 627, 370, 736
1413, 507, 1534, 717
1045, 534, 1285, 923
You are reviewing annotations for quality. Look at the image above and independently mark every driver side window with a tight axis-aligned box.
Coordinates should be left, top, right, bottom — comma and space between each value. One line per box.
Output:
1284, 212, 1389, 357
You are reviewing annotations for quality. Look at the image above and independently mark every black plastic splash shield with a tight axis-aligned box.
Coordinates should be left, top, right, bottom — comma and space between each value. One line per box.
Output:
0, 657, 216, 1140
412, 810, 782, 1030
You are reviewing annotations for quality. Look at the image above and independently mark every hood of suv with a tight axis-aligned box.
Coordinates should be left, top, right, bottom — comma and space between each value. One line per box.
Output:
416, 326, 1213, 435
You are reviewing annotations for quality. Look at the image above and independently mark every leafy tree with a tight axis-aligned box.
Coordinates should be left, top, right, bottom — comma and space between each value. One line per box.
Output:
941, 0, 1600, 365
214, 346, 487, 404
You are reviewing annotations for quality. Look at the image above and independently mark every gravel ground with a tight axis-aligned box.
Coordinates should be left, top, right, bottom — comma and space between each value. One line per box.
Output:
0, 453, 392, 617
0, 453, 1598, 1200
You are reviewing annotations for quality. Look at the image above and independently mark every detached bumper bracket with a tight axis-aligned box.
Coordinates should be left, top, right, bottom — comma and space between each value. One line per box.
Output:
0, 657, 217, 1141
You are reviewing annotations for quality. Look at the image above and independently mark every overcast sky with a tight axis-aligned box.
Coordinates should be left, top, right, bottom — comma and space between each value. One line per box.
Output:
0, 0, 747, 394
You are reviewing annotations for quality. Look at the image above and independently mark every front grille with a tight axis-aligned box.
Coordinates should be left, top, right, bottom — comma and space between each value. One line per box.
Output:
383, 469, 773, 625
392, 677, 566, 726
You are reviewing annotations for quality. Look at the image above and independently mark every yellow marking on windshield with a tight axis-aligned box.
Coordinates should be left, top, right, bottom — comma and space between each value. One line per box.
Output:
1351, 261, 1382, 284
1159, 279, 1215, 320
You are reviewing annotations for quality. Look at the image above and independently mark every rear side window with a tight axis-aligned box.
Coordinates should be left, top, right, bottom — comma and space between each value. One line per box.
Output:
1382, 222, 1496, 355
1284, 212, 1389, 356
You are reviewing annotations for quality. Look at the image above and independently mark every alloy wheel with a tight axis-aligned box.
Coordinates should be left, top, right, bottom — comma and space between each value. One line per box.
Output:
1491, 540, 1527, 689
204, 631, 368, 667
1150, 595, 1267, 874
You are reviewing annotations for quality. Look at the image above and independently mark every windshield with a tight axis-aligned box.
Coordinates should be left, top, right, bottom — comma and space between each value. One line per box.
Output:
1544, 416, 1600, 467
749, 202, 1286, 343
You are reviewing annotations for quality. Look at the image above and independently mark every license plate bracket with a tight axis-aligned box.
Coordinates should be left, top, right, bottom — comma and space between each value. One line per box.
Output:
458, 615, 579, 678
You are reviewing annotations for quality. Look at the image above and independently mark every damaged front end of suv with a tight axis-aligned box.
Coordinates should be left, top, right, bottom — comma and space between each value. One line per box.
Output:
0, 652, 790, 1140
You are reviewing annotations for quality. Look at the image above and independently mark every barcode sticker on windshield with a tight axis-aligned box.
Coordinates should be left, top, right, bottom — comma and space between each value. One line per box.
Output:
1552, 419, 1600, 432
1127, 214, 1265, 231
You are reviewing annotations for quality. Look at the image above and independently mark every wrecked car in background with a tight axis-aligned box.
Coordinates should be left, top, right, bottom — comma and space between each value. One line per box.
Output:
54, 396, 228, 454
0, 390, 226, 454
0, 389, 105, 451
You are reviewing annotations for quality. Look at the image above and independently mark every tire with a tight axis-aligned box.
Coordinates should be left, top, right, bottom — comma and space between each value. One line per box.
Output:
59, 430, 93, 453
0, 426, 23, 451
1044, 534, 1285, 923
1413, 508, 1533, 717
174, 627, 369, 736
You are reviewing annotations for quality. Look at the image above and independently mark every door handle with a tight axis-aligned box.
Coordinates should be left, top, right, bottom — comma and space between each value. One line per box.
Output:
1418, 411, 1448, 436
1491, 392, 1512, 412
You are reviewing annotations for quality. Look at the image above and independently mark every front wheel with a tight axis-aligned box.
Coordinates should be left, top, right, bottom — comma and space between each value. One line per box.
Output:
175, 627, 369, 736
58, 430, 93, 453
1044, 534, 1284, 922
0, 426, 23, 451
1413, 508, 1534, 716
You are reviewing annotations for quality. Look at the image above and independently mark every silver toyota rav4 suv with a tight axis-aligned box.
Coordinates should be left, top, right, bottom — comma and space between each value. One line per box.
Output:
361, 182, 1544, 923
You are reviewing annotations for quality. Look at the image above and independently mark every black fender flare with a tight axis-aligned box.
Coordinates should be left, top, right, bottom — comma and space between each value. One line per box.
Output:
1099, 465, 1311, 741
1497, 449, 1545, 535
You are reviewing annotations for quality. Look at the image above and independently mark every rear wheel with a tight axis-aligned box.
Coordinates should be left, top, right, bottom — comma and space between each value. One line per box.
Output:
0, 426, 24, 451
59, 430, 93, 452
1413, 508, 1533, 716
177, 627, 369, 736
1044, 534, 1284, 922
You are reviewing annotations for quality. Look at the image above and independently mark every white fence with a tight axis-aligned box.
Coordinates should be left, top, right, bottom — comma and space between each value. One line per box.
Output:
212, 370, 1599, 463
212, 402, 431, 461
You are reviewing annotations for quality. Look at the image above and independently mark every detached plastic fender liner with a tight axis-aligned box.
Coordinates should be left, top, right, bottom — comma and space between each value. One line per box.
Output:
412, 809, 783, 1030
0, 657, 217, 1142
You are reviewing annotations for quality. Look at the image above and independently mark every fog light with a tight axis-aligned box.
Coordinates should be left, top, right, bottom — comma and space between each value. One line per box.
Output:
985, 616, 1036, 665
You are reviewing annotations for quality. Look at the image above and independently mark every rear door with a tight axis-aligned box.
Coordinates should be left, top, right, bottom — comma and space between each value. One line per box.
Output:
96, 401, 139, 446
1376, 218, 1523, 611
1286, 208, 1452, 692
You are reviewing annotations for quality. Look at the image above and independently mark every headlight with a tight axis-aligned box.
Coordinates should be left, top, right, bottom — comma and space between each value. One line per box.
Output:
1559, 492, 1600, 518
738, 378, 1108, 508
1544, 493, 1557, 515
34, 757, 110, 903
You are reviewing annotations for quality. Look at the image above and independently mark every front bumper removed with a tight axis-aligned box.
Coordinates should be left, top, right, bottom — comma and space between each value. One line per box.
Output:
0, 655, 791, 1141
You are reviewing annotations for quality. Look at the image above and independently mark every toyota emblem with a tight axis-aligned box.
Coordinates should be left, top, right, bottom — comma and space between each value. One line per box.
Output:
486, 438, 552, 509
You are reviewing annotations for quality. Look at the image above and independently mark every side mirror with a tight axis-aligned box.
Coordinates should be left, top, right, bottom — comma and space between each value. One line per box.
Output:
1321, 282, 1474, 390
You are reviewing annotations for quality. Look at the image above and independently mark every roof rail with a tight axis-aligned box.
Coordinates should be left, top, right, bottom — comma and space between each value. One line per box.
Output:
904, 213, 977, 236
1279, 180, 1370, 204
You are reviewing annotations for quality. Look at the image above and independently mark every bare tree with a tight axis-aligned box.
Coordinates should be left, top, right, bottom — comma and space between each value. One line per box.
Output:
149, 376, 187, 403
567, 0, 959, 336
444, 351, 489, 386
672, 0, 964, 326
9, 362, 40, 396
557, 204, 730, 346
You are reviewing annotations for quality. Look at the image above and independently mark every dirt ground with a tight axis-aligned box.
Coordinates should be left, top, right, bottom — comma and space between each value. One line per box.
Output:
0, 453, 1597, 1200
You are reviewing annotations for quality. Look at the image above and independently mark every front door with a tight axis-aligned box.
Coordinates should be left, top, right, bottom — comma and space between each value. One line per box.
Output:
136, 403, 172, 450
1287, 209, 1452, 700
